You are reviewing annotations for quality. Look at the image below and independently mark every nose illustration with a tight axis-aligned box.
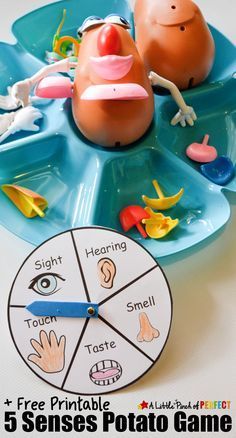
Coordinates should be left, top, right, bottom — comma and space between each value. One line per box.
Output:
137, 312, 160, 342
97, 24, 121, 56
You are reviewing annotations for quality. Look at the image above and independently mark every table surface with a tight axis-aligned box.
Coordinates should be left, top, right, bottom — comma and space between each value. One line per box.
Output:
0, 1, 235, 437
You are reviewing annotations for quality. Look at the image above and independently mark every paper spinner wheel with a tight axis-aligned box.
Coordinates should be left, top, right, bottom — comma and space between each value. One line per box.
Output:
8, 227, 172, 394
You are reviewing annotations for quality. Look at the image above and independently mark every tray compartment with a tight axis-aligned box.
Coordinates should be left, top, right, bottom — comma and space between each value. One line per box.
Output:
93, 146, 230, 257
0, 135, 103, 244
154, 76, 236, 191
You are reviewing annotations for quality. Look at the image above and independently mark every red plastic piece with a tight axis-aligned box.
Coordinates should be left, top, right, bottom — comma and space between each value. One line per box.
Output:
119, 205, 150, 238
97, 24, 121, 56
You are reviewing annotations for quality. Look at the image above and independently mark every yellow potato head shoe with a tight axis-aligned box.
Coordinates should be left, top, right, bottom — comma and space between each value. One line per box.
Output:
142, 179, 184, 210
142, 207, 179, 239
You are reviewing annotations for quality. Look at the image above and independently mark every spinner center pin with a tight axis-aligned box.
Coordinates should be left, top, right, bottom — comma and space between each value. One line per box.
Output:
8, 227, 172, 395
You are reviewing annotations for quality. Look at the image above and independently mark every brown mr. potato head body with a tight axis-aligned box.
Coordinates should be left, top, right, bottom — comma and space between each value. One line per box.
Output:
134, 0, 215, 90
72, 23, 154, 147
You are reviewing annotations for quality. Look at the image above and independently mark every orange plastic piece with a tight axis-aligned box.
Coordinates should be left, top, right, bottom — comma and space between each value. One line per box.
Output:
134, 0, 215, 90
52, 9, 80, 58
72, 24, 154, 147
54, 36, 80, 58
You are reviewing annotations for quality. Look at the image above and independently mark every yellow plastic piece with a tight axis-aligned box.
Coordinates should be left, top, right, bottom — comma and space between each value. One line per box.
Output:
142, 207, 179, 239
142, 179, 184, 210
1, 184, 48, 218
54, 9, 67, 43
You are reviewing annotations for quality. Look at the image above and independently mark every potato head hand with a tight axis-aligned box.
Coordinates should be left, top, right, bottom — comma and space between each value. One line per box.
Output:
0, 106, 43, 143
149, 71, 197, 127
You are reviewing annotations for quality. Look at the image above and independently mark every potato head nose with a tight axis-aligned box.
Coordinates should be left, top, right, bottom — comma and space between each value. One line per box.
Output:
97, 24, 121, 56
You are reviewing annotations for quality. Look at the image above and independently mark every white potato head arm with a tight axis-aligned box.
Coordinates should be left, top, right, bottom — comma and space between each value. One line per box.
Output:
11, 58, 77, 107
149, 71, 197, 127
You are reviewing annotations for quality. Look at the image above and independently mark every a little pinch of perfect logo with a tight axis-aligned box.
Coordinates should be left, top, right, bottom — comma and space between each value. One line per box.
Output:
137, 400, 231, 410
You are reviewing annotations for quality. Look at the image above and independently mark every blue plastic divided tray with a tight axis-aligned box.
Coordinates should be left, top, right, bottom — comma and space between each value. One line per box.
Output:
0, 0, 235, 258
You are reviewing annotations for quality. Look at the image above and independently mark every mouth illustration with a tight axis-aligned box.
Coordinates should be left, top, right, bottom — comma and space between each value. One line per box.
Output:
90, 55, 133, 80
89, 359, 122, 386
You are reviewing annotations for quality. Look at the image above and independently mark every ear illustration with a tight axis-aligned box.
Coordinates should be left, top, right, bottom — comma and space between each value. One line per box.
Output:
97, 258, 117, 289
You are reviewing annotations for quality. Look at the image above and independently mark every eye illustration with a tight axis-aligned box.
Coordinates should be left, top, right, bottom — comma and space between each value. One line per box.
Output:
105, 14, 131, 29
29, 273, 65, 296
77, 16, 104, 38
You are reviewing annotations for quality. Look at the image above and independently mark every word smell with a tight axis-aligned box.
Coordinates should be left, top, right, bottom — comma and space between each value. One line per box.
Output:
127, 296, 156, 312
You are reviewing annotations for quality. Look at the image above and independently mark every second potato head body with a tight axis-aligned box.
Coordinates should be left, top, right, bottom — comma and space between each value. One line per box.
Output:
134, 0, 215, 90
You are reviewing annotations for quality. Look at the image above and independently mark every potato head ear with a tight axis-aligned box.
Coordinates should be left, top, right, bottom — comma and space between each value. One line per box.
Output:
97, 258, 117, 289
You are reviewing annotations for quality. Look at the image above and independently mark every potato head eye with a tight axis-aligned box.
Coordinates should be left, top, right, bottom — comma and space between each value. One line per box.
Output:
77, 16, 104, 38
105, 14, 131, 29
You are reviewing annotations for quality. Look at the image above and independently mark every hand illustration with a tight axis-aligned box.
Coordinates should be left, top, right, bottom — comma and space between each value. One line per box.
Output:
28, 330, 66, 373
